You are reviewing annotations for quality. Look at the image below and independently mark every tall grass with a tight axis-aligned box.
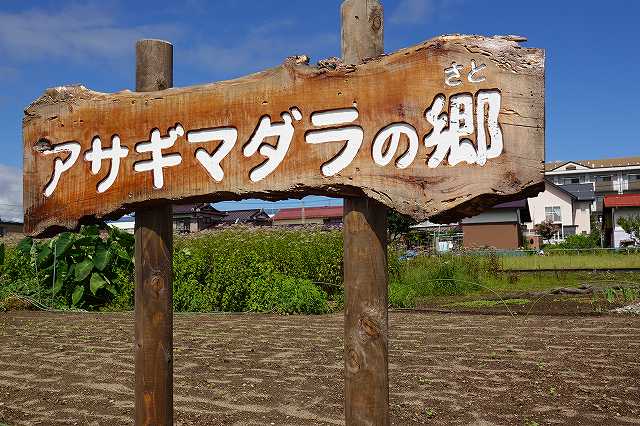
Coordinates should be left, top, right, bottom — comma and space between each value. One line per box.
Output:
389, 254, 490, 307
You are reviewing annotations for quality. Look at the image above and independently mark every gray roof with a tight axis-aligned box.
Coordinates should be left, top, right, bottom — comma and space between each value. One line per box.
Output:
219, 209, 271, 224
547, 180, 595, 201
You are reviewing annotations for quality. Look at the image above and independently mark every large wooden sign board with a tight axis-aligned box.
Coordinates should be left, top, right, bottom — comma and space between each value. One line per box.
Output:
23, 34, 544, 236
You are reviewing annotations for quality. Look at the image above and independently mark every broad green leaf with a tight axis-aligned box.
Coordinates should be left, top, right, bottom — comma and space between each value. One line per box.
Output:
94, 245, 111, 271
106, 284, 118, 296
113, 246, 132, 262
17, 237, 33, 254
89, 272, 107, 295
74, 259, 93, 282
81, 225, 99, 236
71, 285, 84, 306
36, 245, 52, 267
73, 235, 101, 248
53, 232, 74, 257
52, 261, 68, 295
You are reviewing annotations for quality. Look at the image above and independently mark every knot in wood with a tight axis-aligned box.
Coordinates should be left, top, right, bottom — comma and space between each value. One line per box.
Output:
150, 275, 164, 292
369, 8, 382, 32
156, 78, 168, 91
347, 348, 360, 373
358, 314, 380, 339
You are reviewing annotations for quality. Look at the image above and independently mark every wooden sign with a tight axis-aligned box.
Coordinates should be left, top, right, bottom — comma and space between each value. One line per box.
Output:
23, 34, 544, 236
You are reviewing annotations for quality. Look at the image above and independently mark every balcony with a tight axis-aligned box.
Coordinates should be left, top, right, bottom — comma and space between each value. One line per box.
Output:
628, 180, 640, 191
594, 181, 615, 192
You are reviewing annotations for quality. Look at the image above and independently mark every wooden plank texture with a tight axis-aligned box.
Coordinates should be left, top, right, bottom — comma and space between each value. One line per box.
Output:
341, 1, 390, 424
23, 34, 545, 236
133, 39, 174, 426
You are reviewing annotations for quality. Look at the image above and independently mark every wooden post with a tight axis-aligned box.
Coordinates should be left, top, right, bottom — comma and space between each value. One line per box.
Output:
341, 1, 389, 425
134, 39, 174, 426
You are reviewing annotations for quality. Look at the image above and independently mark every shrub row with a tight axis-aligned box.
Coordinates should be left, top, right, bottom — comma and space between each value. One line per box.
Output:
2, 226, 507, 313
1, 226, 348, 314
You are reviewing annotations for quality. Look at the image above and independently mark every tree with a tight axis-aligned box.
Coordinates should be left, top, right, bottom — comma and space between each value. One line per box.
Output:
534, 219, 560, 241
387, 210, 417, 242
617, 215, 640, 245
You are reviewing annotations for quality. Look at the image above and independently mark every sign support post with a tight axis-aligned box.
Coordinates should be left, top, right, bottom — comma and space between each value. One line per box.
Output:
23, 15, 544, 425
134, 39, 174, 426
341, 1, 390, 424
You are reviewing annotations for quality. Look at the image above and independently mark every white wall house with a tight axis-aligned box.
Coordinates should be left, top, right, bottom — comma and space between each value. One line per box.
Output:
603, 194, 640, 248
526, 181, 594, 242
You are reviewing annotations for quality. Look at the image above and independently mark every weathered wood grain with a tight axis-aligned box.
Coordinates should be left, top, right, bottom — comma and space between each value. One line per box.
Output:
133, 39, 174, 426
341, 1, 390, 424
23, 34, 544, 236
343, 198, 390, 426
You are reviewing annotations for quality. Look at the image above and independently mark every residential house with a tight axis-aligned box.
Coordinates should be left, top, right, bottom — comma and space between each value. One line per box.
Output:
173, 203, 225, 233
108, 204, 226, 234
272, 206, 343, 226
217, 209, 272, 226
603, 194, 640, 248
526, 180, 595, 242
461, 200, 531, 249
545, 156, 640, 214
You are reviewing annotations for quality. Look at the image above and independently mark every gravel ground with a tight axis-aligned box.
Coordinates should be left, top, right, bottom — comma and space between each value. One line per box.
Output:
613, 302, 640, 315
0, 311, 639, 425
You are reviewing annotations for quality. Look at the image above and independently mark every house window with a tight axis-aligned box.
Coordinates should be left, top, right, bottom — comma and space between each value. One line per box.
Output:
545, 206, 562, 223
564, 177, 579, 184
629, 174, 640, 181
596, 175, 612, 182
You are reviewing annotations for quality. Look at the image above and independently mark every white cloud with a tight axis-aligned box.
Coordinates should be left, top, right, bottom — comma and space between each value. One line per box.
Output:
0, 4, 180, 63
389, 0, 464, 25
0, 164, 23, 223
390, 0, 434, 24
183, 20, 338, 76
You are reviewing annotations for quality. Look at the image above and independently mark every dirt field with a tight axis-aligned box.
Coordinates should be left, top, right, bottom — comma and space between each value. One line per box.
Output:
0, 311, 639, 425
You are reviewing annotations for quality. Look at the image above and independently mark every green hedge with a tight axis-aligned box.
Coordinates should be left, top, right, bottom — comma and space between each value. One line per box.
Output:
1, 226, 346, 314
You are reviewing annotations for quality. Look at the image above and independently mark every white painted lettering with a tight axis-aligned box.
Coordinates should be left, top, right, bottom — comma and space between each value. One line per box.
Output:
43, 142, 82, 197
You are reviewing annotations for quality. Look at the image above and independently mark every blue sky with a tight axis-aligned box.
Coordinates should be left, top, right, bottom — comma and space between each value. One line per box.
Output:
1, 0, 638, 220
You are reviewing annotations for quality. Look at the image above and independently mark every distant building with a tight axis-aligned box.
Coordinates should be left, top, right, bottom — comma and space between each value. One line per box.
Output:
603, 194, 640, 248
172, 203, 225, 233
410, 221, 462, 252
526, 180, 595, 242
217, 209, 272, 226
108, 215, 135, 233
461, 200, 531, 250
545, 156, 640, 214
0, 219, 23, 237
272, 206, 343, 226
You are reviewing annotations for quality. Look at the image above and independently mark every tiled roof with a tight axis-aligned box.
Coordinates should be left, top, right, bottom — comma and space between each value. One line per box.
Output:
273, 206, 343, 221
545, 156, 640, 171
219, 209, 270, 223
172, 203, 224, 215
548, 181, 595, 201
604, 194, 640, 208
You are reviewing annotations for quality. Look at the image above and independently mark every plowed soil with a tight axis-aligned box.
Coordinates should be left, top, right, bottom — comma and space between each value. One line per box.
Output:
1, 311, 639, 425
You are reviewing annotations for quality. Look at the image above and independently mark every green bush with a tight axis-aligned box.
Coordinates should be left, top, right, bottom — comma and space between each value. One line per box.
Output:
3, 226, 413, 314
546, 233, 601, 250
247, 269, 329, 314
171, 227, 343, 313
0, 226, 134, 309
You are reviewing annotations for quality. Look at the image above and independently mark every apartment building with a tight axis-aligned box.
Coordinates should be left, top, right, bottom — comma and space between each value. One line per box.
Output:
545, 156, 640, 214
